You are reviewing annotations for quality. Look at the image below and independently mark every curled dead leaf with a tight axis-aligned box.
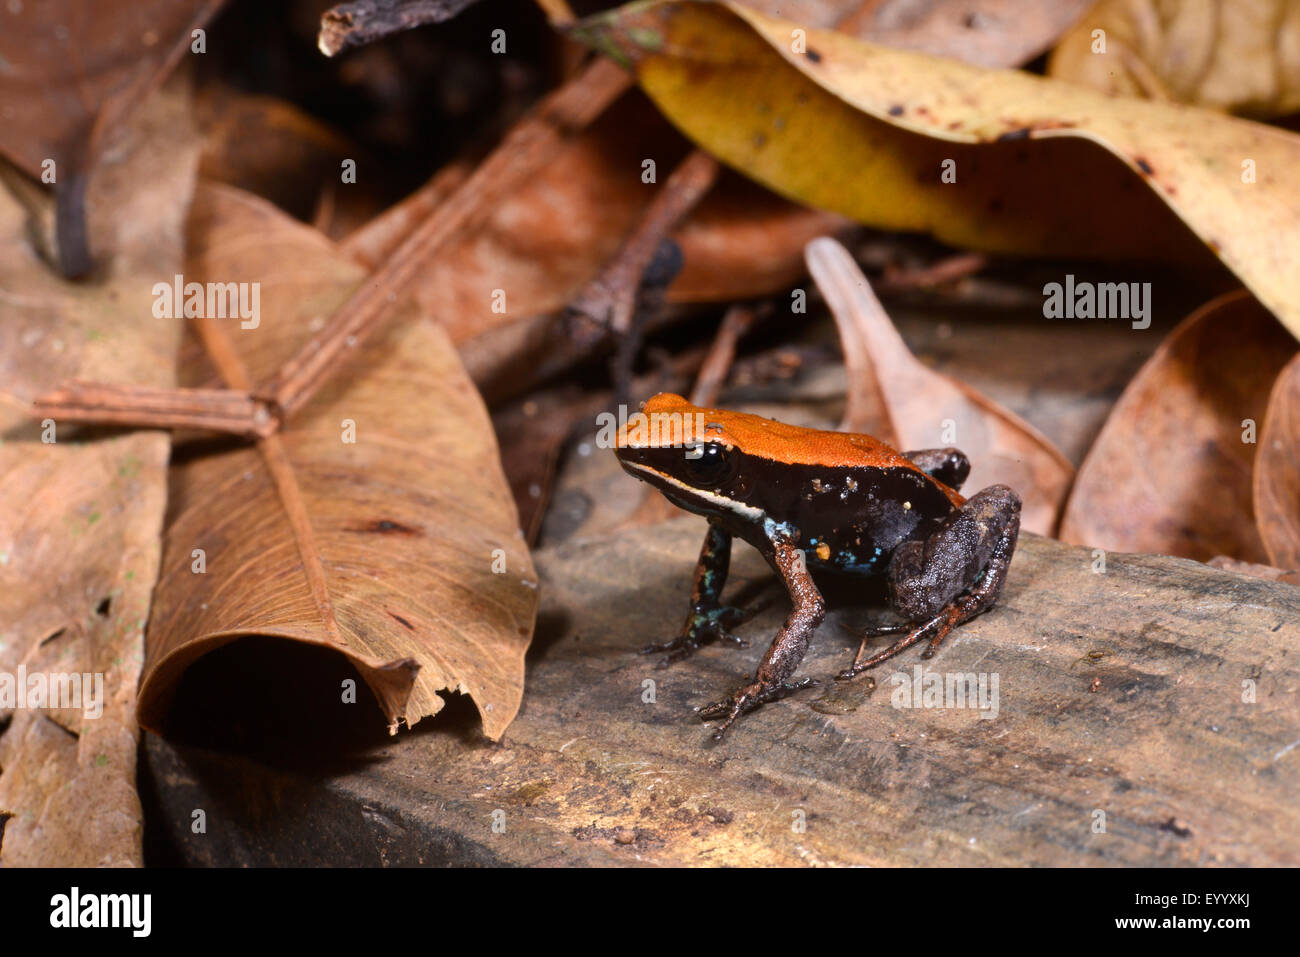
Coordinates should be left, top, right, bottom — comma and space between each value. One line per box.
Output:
1255, 352, 1300, 568
1060, 291, 1297, 562
137, 184, 538, 741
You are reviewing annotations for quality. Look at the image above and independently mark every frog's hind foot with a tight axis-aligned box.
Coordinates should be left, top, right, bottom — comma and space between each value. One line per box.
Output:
698, 677, 817, 739
837, 606, 963, 679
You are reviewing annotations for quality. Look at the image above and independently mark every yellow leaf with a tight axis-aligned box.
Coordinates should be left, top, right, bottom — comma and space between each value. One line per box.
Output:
573, 0, 1300, 339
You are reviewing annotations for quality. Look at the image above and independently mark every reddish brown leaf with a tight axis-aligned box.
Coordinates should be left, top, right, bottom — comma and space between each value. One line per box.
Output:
1061, 291, 1297, 562
1255, 352, 1300, 568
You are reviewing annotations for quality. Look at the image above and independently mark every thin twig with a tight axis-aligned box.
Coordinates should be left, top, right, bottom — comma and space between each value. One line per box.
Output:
688, 304, 758, 408
879, 251, 989, 291
260, 55, 632, 422
318, 0, 482, 57
21, 57, 629, 439
568, 149, 720, 338
30, 382, 272, 437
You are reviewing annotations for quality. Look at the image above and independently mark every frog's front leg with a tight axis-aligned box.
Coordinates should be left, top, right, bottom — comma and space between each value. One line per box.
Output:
839, 484, 1020, 678
643, 522, 750, 665
699, 538, 821, 738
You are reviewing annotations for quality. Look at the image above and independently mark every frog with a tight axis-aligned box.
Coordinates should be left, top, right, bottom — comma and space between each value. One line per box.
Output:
614, 392, 1021, 738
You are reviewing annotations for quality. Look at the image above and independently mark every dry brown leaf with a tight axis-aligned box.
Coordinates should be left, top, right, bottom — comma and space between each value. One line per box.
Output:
1049, 0, 1300, 117
137, 183, 538, 741
1060, 291, 1297, 561
806, 236, 1072, 535
1255, 352, 1300, 567
340, 96, 841, 348
0, 85, 197, 866
196, 91, 384, 238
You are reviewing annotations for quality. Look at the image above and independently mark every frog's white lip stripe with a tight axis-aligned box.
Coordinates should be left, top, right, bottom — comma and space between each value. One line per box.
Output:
620, 460, 765, 521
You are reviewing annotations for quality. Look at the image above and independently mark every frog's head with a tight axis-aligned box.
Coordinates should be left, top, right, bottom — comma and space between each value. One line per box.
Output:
613, 393, 755, 521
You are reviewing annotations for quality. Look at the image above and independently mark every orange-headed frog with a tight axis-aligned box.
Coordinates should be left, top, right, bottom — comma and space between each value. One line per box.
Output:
614, 393, 1021, 738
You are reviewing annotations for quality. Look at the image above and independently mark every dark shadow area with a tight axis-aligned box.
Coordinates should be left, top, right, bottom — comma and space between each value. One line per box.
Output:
524, 607, 573, 665
195, 0, 554, 215
152, 635, 486, 765
138, 635, 499, 865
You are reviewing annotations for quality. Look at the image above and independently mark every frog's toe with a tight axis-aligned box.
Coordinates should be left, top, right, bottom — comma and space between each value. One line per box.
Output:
704, 604, 750, 631
712, 628, 749, 648
641, 607, 750, 662
698, 689, 753, 737
698, 677, 817, 738
640, 634, 700, 657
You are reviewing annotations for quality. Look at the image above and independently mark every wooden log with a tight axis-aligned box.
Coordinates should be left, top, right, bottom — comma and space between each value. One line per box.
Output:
143, 518, 1300, 866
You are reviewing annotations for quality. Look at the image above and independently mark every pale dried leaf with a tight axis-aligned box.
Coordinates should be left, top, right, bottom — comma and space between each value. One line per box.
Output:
0, 84, 196, 866
1049, 0, 1300, 117
806, 236, 1073, 534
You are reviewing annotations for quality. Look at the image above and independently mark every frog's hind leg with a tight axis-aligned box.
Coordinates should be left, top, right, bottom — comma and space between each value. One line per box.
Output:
838, 484, 1020, 679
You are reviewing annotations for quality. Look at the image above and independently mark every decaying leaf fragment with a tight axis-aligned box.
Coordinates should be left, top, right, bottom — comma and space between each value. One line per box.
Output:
806, 237, 1073, 535
1060, 292, 1297, 562
0, 438, 168, 867
137, 184, 538, 741
574, 0, 1300, 341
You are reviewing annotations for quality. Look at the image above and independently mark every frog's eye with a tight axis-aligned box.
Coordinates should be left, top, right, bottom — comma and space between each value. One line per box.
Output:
682, 442, 732, 485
